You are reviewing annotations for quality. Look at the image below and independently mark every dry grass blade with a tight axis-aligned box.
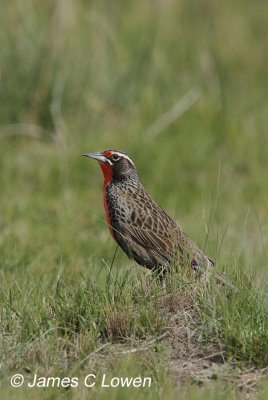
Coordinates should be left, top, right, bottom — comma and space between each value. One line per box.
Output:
143, 87, 201, 141
114, 332, 170, 355
70, 343, 111, 374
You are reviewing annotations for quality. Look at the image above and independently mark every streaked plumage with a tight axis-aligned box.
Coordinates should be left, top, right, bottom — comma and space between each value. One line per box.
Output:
84, 149, 234, 288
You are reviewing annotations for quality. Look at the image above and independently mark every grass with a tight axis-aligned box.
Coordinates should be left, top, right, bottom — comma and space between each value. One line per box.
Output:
1, 0, 268, 399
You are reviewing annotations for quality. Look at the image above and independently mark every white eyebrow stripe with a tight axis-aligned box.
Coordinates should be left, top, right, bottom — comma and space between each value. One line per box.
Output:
113, 152, 135, 166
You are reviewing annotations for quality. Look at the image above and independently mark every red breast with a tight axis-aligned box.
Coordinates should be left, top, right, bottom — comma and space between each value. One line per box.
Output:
99, 162, 115, 239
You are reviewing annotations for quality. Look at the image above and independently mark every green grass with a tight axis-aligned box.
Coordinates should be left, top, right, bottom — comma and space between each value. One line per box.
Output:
1, 0, 268, 399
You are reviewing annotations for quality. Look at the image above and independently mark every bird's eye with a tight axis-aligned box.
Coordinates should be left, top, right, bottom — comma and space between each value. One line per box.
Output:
111, 154, 120, 162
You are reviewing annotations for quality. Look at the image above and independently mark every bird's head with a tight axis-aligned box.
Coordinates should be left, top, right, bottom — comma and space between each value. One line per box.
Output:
83, 149, 137, 184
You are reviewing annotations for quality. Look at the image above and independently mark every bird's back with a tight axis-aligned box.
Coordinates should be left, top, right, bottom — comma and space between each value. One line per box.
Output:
106, 177, 212, 272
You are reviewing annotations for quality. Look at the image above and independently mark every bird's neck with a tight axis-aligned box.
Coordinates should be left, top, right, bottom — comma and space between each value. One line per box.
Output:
100, 162, 139, 188
100, 162, 113, 190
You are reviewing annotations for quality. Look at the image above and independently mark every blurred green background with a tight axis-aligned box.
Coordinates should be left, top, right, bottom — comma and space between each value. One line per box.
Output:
1, 0, 267, 279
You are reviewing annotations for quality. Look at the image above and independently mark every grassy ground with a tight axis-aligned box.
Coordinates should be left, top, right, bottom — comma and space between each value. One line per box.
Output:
1, 1, 268, 399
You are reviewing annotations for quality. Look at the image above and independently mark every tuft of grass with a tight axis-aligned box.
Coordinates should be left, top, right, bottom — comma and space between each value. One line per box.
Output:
1, 262, 268, 398
198, 274, 268, 366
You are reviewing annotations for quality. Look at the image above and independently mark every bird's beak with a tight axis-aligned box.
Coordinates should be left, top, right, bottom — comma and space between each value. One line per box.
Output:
82, 152, 107, 163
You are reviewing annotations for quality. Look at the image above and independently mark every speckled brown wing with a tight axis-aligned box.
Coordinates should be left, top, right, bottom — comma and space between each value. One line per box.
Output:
109, 185, 186, 270
119, 217, 175, 265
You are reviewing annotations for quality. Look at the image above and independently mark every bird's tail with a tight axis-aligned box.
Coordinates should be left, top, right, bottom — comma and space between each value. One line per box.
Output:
214, 270, 239, 292
194, 255, 238, 291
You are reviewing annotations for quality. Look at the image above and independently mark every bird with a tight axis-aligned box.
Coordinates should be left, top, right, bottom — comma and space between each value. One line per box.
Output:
83, 149, 235, 288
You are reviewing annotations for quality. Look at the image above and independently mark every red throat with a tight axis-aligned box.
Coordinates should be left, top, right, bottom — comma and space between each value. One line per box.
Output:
100, 162, 113, 189
99, 162, 115, 239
